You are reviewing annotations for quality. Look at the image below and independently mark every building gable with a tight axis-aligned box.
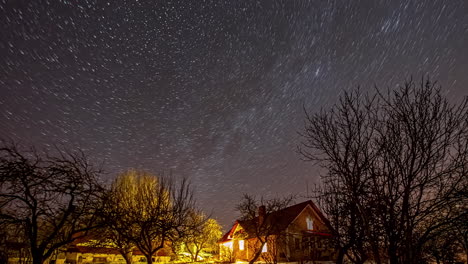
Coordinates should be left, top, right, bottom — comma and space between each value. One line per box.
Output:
219, 200, 332, 244
288, 204, 329, 233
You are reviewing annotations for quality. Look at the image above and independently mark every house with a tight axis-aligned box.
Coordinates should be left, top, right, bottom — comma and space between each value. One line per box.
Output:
61, 246, 171, 264
4, 235, 172, 264
219, 200, 336, 263
57, 236, 172, 264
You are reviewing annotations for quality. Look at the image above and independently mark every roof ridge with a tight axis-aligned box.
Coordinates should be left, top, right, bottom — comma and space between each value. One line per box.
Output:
238, 200, 313, 219
219, 200, 331, 244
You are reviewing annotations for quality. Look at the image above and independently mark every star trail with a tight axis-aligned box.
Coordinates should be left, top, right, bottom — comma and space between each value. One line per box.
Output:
1, 0, 467, 228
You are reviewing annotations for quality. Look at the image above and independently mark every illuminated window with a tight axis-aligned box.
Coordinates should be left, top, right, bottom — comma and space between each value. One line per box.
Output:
262, 243, 267, 253
239, 240, 245, 250
223, 241, 233, 250
306, 217, 313, 230
93, 257, 106, 263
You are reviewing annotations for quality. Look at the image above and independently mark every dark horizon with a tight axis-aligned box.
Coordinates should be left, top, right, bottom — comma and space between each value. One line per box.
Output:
1, 0, 467, 229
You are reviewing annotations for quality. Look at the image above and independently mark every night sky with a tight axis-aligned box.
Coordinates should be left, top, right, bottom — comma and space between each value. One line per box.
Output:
1, 0, 467, 229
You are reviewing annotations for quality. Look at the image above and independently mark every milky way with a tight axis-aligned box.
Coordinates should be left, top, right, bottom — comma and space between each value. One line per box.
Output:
1, 0, 467, 229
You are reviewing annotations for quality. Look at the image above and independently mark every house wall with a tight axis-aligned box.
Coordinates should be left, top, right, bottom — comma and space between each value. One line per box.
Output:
224, 224, 250, 262
286, 206, 335, 262
220, 227, 269, 263
234, 239, 249, 261
219, 203, 337, 263
289, 206, 328, 233
232, 235, 283, 263
65, 252, 170, 264
66, 252, 123, 264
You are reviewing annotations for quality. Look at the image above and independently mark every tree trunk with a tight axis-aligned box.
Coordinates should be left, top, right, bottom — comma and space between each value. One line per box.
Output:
118, 247, 133, 264
123, 252, 133, 264
335, 247, 346, 264
369, 237, 381, 264
32, 254, 44, 264
465, 248, 468, 264
32, 249, 45, 264
249, 242, 265, 264
388, 240, 398, 264
194, 248, 201, 262
144, 253, 153, 264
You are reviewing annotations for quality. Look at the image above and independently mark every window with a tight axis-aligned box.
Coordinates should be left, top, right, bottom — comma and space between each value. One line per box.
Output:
294, 237, 301, 250
306, 217, 313, 230
239, 240, 245, 250
223, 241, 233, 250
312, 237, 317, 249
303, 237, 312, 251
318, 239, 324, 249
93, 257, 107, 263
262, 243, 267, 253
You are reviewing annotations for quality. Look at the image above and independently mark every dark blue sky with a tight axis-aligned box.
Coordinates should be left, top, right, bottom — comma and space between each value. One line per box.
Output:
1, 0, 467, 229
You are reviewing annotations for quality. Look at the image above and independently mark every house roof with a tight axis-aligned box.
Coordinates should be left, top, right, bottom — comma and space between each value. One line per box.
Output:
67, 246, 121, 255
302, 230, 333, 237
67, 246, 171, 256
219, 222, 239, 243
67, 233, 172, 256
69, 231, 102, 245
219, 200, 332, 243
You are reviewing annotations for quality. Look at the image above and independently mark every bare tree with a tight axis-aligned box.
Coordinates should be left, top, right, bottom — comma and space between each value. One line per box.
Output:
300, 89, 380, 264
236, 194, 294, 264
98, 174, 139, 264
261, 235, 285, 264
452, 209, 468, 263
299, 79, 468, 264
0, 221, 9, 264
101, 170, 199, 264
178, 214, 222, 262
219, 241, 234, 263
0, 142, 104, 264
311, 183, 371, 264
423, 199, 467, 263
85, 224, 136, 264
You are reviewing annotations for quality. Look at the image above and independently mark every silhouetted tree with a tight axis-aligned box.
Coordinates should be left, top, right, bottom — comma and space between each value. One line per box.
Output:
300, 79, 468, 264
311, 183, 371, 264
236, 194, 294, 264
178, 214, 222, 262
423, 202, 468, 263
101, 170, 199, 264
0, 142, 103, 264
0, 222, 8, 264
86, 224, 136, 264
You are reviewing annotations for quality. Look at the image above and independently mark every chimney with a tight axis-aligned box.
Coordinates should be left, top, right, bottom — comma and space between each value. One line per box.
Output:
258, 205, 266, 225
